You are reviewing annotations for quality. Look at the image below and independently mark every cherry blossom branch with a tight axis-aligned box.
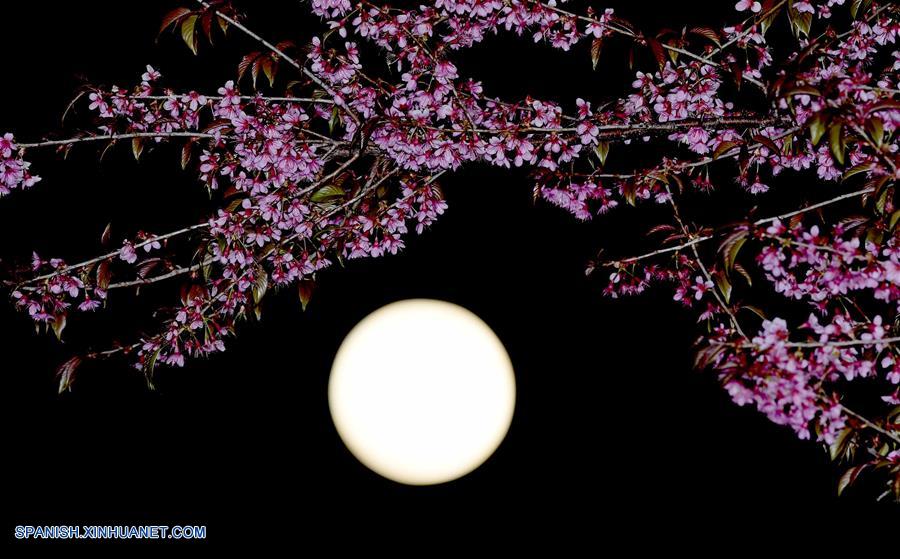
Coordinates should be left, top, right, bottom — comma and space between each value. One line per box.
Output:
604, 186, 876, 266
536, 0, 765, 88
843, 407, 900, 446
133, 94, 334, 104
193, 0, 362, 125
434, 114, 789, 138
18, 131, 219, 149
661, 181, 748, 339
18, 223, 210, 287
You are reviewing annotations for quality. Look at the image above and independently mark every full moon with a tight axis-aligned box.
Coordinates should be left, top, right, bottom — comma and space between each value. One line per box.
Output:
328, 299, 516, 485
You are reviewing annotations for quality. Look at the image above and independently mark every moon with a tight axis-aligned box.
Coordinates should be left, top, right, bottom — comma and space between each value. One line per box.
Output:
328, 299, 516, 485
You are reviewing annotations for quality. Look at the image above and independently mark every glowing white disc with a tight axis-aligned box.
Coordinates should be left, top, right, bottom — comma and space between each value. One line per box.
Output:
328, 299, 516, 485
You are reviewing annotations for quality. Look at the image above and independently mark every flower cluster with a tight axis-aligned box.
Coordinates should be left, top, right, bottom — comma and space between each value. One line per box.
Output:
0, 133, 40, 196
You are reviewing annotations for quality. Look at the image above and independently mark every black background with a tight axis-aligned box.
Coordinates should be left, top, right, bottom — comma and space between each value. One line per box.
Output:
1, 0, 897, 550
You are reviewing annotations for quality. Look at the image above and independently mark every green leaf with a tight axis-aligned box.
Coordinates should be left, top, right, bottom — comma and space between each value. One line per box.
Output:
866, 117, 884, 147
837, 464, 868, 496
828, 123, 845, 165
842, 163, 872, 182
808, 113, 827, 146
311, 184, 345, 204
132, 137, 144, 161
51, 313, 67, 341
252, 268, 268, 305
760, 4, 783, 35
788, 4, 813, 37
328, 106, 339, 134
889, 209, 900, 232
829, 427, 853, 461
718, 228, 748, 274
739, 305, 767, 320
181, 15, 199, 55
851, 0, 873, 19
714, 271, 733, 304
594, 141, 610, 165
262, 58, 277, 87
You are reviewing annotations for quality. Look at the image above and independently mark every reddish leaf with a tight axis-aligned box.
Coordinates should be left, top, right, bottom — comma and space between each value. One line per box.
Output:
56, 356, 82, 394
298, 280, 315, 311
590, 38, 603, 70
100, 223, 112, 247
159, 7, 192, 36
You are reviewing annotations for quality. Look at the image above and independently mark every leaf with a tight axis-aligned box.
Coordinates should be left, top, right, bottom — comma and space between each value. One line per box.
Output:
714, 271, 732, 304
851, 0, 873, 19
159, 7, 192, 36
238, 52, 262, 84
100, 223, 112, 247
807, 113, 827, 145
646, 224, 678, 236
621, 181, 638, 206
51, 313, 67, 341
328, 106, 339, 134
56, 356, 82, 394
594, 141, 610, 165
760, 4, 783, 35
785, 86, 821, 98
590, 38, 603, 70
889, 209, 900, 232
842, 163, 873, 182
837, 464, 868, 496
132, 137, 144, 161
866, 100, 900, 116
866, 117, 884, 147
200, 11, 215, 45
739, 305, 767, 320
298, 280, 315, 311
828, 123, 845, 166
875, 184, 892, 215
217, 14, 230, 35
311, 184, 345, 203
713, 141, 740, 160
788, 6, 813, 37
181, 14, 199, 55
647, 38, 666, 71
252, 268, 268, 305
181, 139, 194, 170
689, 26, 721, 47
718, 228, 749, 274
96, 260, 111, 290
62, 90, 88, 124
251, 58, 263, 89
261, 57, 277, 87
733, 262, 753, 287
694, 342, 727, 370
136, 260, 160, 279
752, 134, 780, 155
829, 428, 854, 461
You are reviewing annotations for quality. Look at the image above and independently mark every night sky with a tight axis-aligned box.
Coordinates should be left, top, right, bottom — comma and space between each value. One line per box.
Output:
2, 0, 896, 549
